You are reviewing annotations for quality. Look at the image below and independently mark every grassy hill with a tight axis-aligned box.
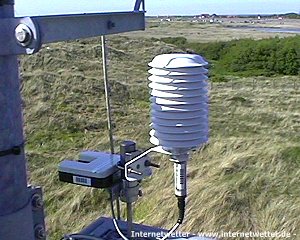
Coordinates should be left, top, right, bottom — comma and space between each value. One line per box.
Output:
21, 36, 300, 239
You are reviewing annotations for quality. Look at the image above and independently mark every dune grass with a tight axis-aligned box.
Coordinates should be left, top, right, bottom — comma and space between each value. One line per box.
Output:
123, 19, 300, 43
20, 35, 300, 239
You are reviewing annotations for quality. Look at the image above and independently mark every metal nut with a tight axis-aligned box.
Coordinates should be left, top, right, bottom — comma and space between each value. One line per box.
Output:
34, 225, 46, 239
31, 194, 43, 210
15, 24, 32, 46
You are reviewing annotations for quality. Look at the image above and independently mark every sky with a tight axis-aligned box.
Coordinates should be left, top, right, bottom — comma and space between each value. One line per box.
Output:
15, 0, 300, 17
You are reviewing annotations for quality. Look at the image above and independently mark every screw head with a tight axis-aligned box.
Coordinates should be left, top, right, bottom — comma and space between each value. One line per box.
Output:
15, 24, 32, 46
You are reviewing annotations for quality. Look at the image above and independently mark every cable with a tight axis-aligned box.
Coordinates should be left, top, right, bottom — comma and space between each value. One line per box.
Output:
109, 149, 187, 240
60, 189, 123, 240
110, 188, 186, 240
116, 196, 121, 220
61, 234, 104, 240
61, 194, 184, 240
157, 223, 181, 240
109, 190, 130, 240
109, 189, 117, 219
176, 196, 186, 224
156, 196, 186, 240
113, 219, 130, 240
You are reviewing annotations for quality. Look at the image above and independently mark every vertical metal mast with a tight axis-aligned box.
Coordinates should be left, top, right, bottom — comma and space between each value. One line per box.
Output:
0, 1, 145, 238
101, 35, 122, 220
101, 35, 115, 154
0, 1, 35, 239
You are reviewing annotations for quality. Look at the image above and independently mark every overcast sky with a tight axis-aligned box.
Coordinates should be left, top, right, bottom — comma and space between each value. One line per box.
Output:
15, 0, 300, 16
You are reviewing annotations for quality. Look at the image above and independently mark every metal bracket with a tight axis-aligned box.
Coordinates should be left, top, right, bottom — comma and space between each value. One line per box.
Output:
29, 186, 46, 240
124, 150, 152, 182
0, 11, 145, 56
0, 186, 45, 240
124, 146, 169, 182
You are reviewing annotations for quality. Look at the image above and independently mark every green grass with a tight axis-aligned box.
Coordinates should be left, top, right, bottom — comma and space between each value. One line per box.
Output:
20, 35, 300, 240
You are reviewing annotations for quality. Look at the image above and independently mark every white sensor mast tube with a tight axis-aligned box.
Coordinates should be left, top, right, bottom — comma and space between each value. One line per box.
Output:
173, 156, 188, 197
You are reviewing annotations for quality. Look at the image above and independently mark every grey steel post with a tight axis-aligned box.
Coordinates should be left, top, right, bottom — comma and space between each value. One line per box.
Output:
0, 1, 35, 239
126, 202, 133, 238
120, 141, 138, 238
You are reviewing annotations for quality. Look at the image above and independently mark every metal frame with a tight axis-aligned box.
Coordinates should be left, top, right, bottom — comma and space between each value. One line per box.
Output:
134, 0, 145, 11
0, 1, 145, 239
0, 1, 145, 56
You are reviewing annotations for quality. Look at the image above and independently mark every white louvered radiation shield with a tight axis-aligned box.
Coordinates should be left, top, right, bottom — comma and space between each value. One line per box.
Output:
148, 54, 209, 150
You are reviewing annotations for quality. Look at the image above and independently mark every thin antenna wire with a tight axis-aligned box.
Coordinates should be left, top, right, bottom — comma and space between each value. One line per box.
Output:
101, 36, 121, 219
101, 35, 115, 154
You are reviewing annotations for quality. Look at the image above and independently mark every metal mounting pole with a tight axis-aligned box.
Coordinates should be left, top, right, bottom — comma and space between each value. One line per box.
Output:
0, 1, 145, 239
120, 141, 139, 239
127, 202, 133, 238
0, 1, 36, 239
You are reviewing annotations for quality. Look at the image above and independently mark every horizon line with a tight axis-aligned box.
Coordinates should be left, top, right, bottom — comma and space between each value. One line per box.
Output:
146, 12, 299, 16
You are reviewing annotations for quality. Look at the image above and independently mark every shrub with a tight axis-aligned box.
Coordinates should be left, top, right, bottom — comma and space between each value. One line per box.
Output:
160, 36, 300, 76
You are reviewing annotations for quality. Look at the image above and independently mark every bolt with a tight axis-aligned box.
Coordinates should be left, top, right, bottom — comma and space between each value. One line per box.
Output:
138, 190, 143, 197
120, 189, 125, 197
15, 24, 32, 46
34, 225, 46, 239
107, 20, 116, 30
145, 160, 160, 168
128, 168, 142, 175
31, 194, 43, 210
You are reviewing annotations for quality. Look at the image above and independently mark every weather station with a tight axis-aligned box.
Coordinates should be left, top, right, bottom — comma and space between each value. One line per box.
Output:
0, 0, 213, 239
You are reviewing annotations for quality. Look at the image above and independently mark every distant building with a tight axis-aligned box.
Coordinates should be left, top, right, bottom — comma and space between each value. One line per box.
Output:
160, 18, 171, 22
200, 14, 210, 19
